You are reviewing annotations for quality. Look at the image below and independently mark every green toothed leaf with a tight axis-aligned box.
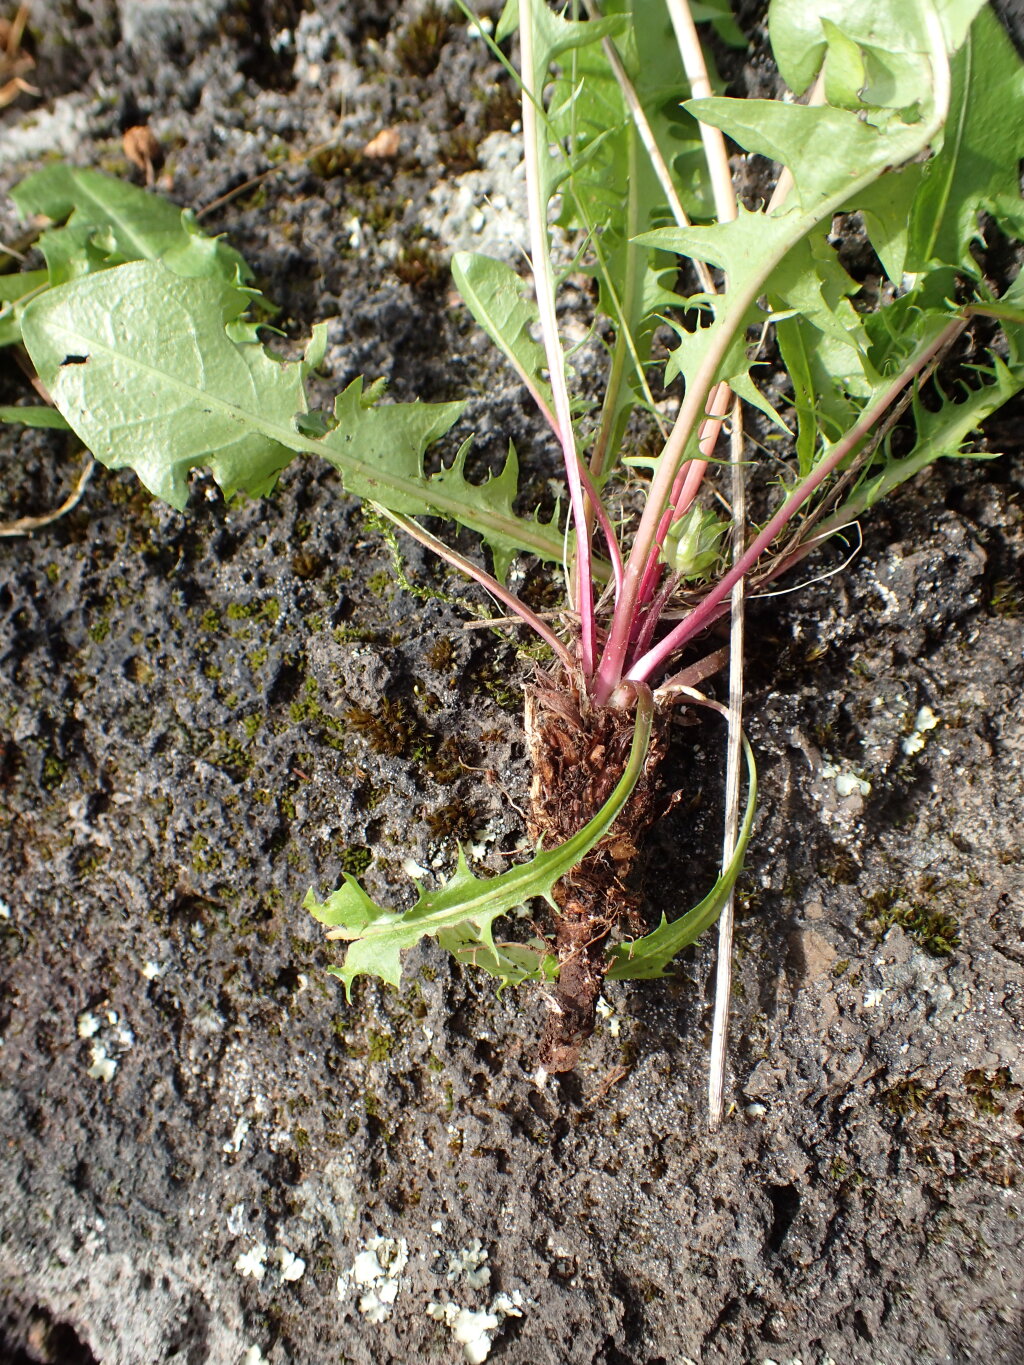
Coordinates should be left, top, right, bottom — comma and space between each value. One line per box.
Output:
769, 235, 877, 472
833, 356, 1024, 524
681, 98, 936, 215
321, 397, 564, 581
767, 0, 986, 101
436, 925, 558, 990
20, 262, 305, 508
849, 166, 925, 283
307, 688, 655, 997
19, 261, 567, 570
12, 164, 251, 287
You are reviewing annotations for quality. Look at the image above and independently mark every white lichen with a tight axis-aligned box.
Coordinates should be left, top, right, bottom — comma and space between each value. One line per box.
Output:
235, 1243, 268, 1281
278, 1246, 306, 1282
343, 1235, 409, 1321
427, 1291, 525, 1364
901, 704, 940, 755
87, 1042, 117, 1082
226, 1203, 248, 1236
447, 1239, 491, 1290
79, 1006, 135, 1079
448, 1306, 500, 1364
223, 1116, 250, 1154
595, 995, 622, 1038
835, 772, 870, 797
821, 761, 872, 798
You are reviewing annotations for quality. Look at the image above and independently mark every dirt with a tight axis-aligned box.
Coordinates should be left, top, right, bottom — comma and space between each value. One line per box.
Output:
0, 3, 1022, 1364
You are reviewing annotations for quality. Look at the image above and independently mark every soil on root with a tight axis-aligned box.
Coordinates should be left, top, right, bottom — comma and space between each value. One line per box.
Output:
525, 672, 670, 1072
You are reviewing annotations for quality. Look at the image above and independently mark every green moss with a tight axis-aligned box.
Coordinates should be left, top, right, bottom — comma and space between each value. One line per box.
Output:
307, 144, 364, 180
817, 841, 859, 885
199, 608, 221, 632
294, 1127, 311, 1149
440, 126, 480, 174
426, 637, 455, 670
332, 624, 397, 646
45, 563, 60, 584
247, 647, 269, 670
345, 697, 419, 757
74, 848, 106, 877
242, 714, 262, 740
191, 833, 224, 874
884, 902, 960, 956
424, 797, 477, 840
41, 754, 68, 791
89, 618, 111, 643
481, 79, 520, 133
423, 735, 466, 784
990, 578, 1021, 617
291, 549, 322, 580
359, 782, 390, 811
227, 598, 281, 624
396, 2, 450, 76
207, 732, 256, 779
964, 1067, 1016, 1116
392, 242, 446, 290
415, 685, 442, 717
367, 1030, 394, 1062
863, 887, 960, 957
366, 569, 393, 599
472, 658, 520, 711
340, 846, 372, 877
881, 1077, 930, 1118
125, 656, 154, 685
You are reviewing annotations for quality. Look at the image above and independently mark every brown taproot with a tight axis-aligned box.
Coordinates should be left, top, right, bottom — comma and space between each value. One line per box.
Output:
525, 670, 669, 1072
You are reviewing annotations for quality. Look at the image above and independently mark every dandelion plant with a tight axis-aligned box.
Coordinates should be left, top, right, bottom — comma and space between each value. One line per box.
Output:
3, 0, 1024, 1079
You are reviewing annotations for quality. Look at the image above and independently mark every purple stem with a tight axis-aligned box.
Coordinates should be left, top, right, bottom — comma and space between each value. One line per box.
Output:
625, 316, 968, 685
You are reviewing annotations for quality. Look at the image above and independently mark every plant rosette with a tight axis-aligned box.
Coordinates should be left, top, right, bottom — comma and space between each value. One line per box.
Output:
3, 0, 1023, 1072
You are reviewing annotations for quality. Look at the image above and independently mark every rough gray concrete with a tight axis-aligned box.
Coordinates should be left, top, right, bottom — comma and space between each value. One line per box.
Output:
1, 4, 1022, 1363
